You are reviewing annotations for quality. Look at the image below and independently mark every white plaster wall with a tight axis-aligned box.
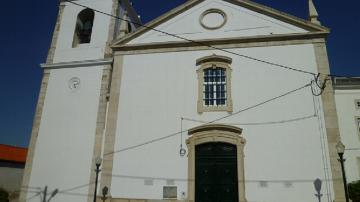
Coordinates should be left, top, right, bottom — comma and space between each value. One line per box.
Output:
26, 67, 104, 202
129, 0, 307, 45
0, 167, 24, 191
53, 0, 114, 63
335, 90, 360, 183
111, 44, 333, 202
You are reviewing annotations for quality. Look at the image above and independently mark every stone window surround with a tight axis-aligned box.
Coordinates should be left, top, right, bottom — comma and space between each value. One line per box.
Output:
186, 124, 247, 202
196, 54, 233, 113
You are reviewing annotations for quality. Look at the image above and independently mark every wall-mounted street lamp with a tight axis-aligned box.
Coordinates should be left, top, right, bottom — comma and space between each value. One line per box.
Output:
336, 140, 349, 202
313, 178, 322, 202
93, 157, 102, 202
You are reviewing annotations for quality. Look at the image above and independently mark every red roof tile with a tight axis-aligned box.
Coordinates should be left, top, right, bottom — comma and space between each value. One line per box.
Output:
0, 144, 27, 163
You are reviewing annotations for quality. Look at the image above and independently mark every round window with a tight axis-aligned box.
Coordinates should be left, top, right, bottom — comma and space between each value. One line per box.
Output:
199, 9, 227, 30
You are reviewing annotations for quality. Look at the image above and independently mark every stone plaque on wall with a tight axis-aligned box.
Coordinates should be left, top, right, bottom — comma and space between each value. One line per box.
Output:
163, 186, 177, 199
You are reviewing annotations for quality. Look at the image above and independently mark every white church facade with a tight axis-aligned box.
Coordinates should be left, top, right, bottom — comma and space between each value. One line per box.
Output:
21, 0, 350, 202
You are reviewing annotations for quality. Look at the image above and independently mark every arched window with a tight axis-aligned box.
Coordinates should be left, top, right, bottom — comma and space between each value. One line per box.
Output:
73, 9, 94, 47
196, 54, 233, 113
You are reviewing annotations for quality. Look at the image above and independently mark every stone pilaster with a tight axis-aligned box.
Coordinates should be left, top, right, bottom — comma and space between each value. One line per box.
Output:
99, 55, 124, 194
87, 67, 112, 202
314, 41, 345, 202
87, 1, 122, 200
46, 2, 65, 64
19, 1, 65, 201
19, 70, 51, 202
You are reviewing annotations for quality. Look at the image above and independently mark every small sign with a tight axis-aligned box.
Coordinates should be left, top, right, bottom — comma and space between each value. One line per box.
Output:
163, 186, 177, 199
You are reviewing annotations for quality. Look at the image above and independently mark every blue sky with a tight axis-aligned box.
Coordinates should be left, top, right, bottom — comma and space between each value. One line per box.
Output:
0, 0, 359, 147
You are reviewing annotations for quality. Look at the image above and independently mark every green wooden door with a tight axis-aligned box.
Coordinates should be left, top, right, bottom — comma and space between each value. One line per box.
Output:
195, 142, 238, 202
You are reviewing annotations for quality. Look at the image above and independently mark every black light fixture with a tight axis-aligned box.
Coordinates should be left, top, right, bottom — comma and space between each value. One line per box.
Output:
313, 178, 322, 202
101, 186, 109, 202
93, 157, 102, 202
336, 140, 349, 202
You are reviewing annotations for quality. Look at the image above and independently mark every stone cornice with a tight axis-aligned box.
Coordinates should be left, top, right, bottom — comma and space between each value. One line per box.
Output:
41, 59, 113, 69
113, 31, 328, 52
188, 124, 243, 135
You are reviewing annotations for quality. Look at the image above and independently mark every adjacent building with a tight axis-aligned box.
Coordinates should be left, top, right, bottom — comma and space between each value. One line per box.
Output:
21, 0, 351, 202
333, 77, 360, 184
0, 144, 27, 201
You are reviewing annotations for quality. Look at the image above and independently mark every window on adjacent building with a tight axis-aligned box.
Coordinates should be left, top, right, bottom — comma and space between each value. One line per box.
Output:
357, 157, 360, 178
356, 117, 360, 135
196, 54, 233, 113
355, 100, 360, 109
73, 8, 95, 47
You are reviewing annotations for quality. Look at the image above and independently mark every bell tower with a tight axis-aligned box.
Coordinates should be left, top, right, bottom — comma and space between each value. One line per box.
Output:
20, 1, 140, 202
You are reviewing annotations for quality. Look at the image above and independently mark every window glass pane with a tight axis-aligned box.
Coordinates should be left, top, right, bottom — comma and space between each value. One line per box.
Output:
202, 67, 228, 107
216, 85, 221, 93
215, 69, 220, 82
205, 85, 210, 96
220, 98, 225, 105
205, 69, 210, 82
220, 84, 225, 92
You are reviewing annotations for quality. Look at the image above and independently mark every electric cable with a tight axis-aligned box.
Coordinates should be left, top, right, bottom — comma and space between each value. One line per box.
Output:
58, 182, 94, 194
104, 82, 311, 156
345, 148, 360, 151
25, 190, 43, 201
313, 93, 332, 202
182, 114, 316, 126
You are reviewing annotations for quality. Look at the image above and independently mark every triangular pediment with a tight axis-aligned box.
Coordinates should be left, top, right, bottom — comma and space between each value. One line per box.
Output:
112, 0, 329, 48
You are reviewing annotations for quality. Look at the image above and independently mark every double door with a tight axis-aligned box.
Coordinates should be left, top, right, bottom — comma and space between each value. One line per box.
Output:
195, 142, 238, 202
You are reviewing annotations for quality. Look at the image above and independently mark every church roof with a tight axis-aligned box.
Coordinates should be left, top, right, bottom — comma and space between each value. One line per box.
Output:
112, 0, 329, 47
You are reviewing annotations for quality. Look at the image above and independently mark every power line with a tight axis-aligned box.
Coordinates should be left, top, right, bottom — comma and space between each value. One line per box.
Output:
182, 114, 316, 126
345, 148, 360, 151
104, 82, 311, 156
58, 183, 93, 194
64, 0, 317, 76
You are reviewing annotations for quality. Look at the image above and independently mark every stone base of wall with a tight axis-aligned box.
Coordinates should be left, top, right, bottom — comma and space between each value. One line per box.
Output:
106, 198, 185, 202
